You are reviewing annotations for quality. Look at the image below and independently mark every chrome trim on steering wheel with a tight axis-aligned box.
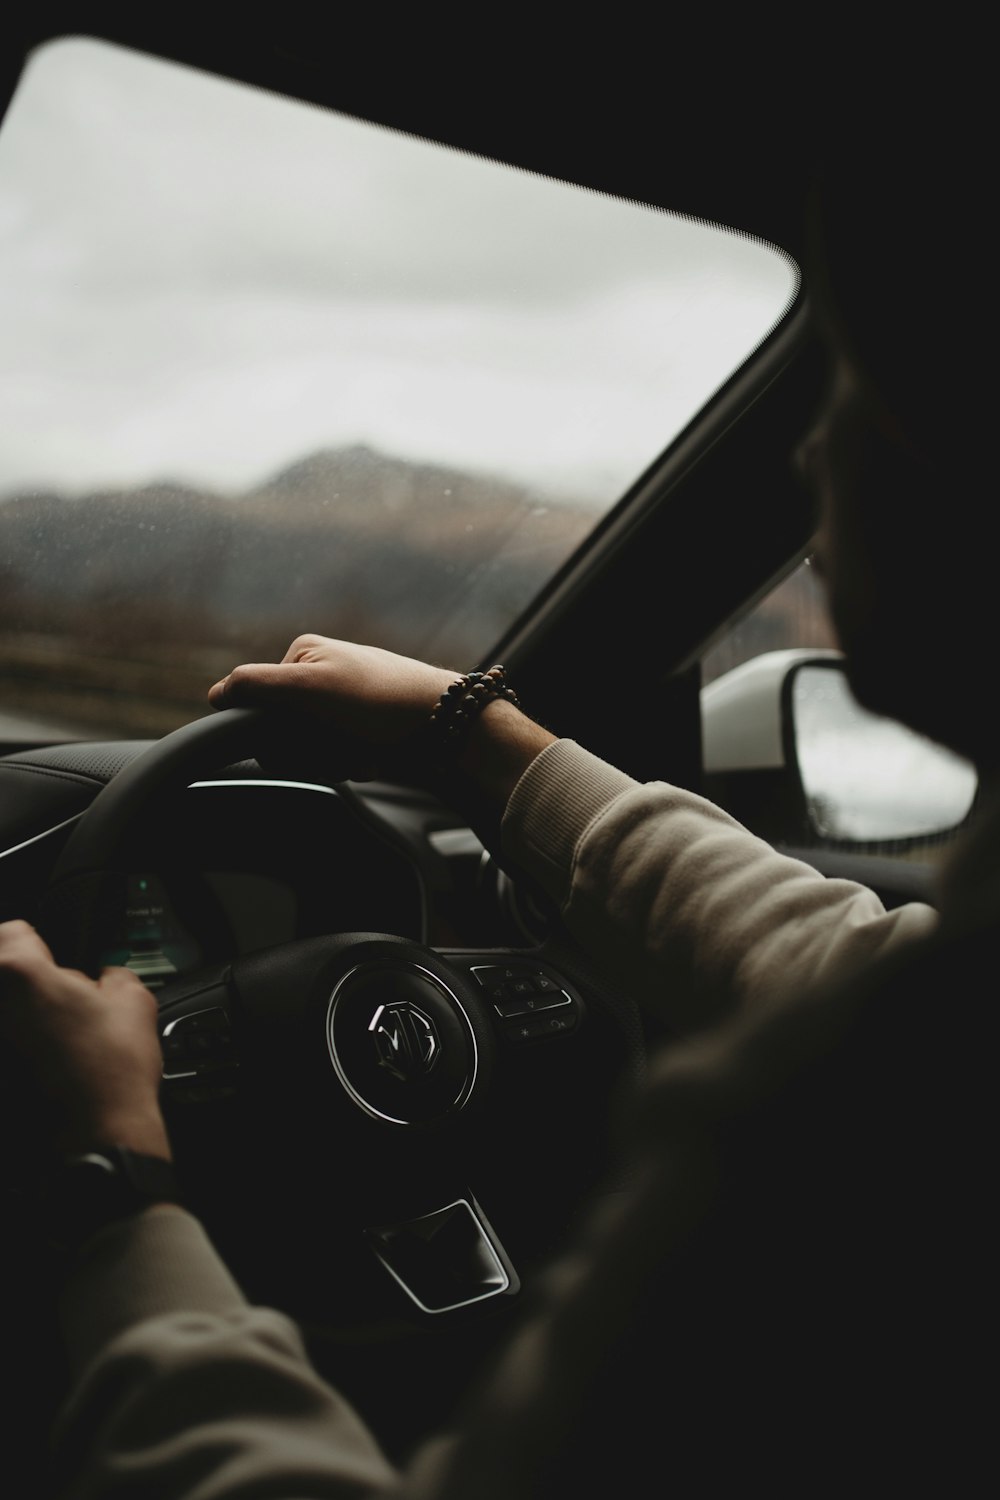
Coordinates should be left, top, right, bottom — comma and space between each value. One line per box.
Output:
326, 960, 479, 1125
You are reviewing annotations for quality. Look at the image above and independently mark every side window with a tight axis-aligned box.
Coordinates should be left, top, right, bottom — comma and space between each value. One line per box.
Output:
699, 558, 977, 873
700, 555, 836, 684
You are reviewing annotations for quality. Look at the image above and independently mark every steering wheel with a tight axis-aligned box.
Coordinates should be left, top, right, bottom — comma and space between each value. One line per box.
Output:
38, 709, 645, 1333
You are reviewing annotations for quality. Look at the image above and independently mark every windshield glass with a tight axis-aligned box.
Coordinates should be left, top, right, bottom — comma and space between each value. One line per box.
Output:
0, 36, 797, 739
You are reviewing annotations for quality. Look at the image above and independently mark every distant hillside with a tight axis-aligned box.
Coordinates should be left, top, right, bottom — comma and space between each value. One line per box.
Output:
0, 445, 597, 734
0, 443, 596, 652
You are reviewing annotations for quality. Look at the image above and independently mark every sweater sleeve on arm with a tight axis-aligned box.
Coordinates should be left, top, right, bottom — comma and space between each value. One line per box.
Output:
502, 739, 938, 1032
53, 1207, 399, 1499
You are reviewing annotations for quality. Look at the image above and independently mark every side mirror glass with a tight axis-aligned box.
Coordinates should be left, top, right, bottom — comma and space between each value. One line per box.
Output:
790, 662, 977, 843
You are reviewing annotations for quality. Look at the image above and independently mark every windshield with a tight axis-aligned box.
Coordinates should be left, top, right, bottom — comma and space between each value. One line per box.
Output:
0, 36, 797, 739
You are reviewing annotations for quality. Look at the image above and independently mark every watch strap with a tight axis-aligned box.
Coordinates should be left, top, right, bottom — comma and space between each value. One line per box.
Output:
36, 1144, 181, 1255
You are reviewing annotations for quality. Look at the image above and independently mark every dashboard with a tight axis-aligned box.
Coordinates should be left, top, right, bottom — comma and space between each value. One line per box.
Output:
0, 743, 538, 968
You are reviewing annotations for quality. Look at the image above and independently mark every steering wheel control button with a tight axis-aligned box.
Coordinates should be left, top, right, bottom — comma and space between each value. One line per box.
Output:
160, 1005, 239, 1100
468, 966, 510, 1000
470, 962, 581, 1038
327, 961, 478, 1125
504, 1006, 579, 1043
493, 990, 573, 1019
531, 972, 559, 993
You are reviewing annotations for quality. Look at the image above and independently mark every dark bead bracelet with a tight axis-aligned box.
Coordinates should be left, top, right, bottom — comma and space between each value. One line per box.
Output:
428, 664, 522, 757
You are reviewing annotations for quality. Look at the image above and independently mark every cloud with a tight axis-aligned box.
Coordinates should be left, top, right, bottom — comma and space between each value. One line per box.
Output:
0, 34, 796, 497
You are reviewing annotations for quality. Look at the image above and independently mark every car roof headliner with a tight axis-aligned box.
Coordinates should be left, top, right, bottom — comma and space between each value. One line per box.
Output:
2, 16, 880, 265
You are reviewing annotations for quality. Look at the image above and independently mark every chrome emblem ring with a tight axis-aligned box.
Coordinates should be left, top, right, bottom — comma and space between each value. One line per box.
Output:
326, 960, 478, 1125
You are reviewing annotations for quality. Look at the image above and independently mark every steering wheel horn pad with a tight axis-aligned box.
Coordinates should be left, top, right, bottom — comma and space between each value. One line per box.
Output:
327, 957, 481, 1125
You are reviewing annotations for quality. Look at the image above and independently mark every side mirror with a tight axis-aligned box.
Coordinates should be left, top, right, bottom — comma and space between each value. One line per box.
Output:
702, 649, 977, 847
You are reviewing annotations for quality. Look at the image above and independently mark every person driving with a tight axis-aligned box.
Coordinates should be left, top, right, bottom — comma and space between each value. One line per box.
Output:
0, 103, 992, 1497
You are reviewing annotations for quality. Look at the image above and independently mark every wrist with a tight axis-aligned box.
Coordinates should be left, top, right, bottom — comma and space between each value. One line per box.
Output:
35, 1143, 182, 1257
57, 1107, 172, 1163
456, 697, 556, 807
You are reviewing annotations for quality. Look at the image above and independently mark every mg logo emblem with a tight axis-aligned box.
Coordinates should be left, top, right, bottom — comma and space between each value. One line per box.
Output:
368, 1001, 440, 1083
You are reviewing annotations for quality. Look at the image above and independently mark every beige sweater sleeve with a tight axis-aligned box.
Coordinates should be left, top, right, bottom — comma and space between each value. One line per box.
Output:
502, 739, 937, 1032
52, 1208, 399, 1498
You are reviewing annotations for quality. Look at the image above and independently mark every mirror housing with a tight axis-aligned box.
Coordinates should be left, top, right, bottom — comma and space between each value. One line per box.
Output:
701, 649, 977, 848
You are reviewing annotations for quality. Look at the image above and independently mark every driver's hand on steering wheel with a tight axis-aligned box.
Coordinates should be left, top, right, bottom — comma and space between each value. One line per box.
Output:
208, 634, 555, 809
0, 919, 171, 1160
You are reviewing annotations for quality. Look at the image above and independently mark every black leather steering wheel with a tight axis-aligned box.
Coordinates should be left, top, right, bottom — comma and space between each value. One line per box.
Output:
39, 709, 645, 1327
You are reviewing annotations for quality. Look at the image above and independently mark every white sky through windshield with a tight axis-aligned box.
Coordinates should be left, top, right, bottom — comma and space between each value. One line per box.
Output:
0, 35, 796, 506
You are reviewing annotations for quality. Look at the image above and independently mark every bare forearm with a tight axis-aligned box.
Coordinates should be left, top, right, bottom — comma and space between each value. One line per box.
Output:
438, 697, 556, 849
456, 698, 556, 803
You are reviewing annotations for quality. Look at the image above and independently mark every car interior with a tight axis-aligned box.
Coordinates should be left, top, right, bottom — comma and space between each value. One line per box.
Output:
0, 18, 977, 1459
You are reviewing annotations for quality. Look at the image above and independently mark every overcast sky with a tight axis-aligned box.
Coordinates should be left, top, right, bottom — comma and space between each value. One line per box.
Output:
0, 35, 797, 505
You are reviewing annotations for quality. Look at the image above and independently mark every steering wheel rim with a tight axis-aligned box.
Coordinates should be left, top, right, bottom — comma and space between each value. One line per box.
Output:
37, 708, 645, 1325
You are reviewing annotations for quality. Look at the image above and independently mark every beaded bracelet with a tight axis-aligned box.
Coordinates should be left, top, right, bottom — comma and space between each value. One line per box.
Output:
428, 664, 522, 757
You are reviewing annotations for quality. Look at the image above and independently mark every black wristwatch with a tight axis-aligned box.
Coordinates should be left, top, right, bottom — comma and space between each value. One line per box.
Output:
36, 1144, 182, 1255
